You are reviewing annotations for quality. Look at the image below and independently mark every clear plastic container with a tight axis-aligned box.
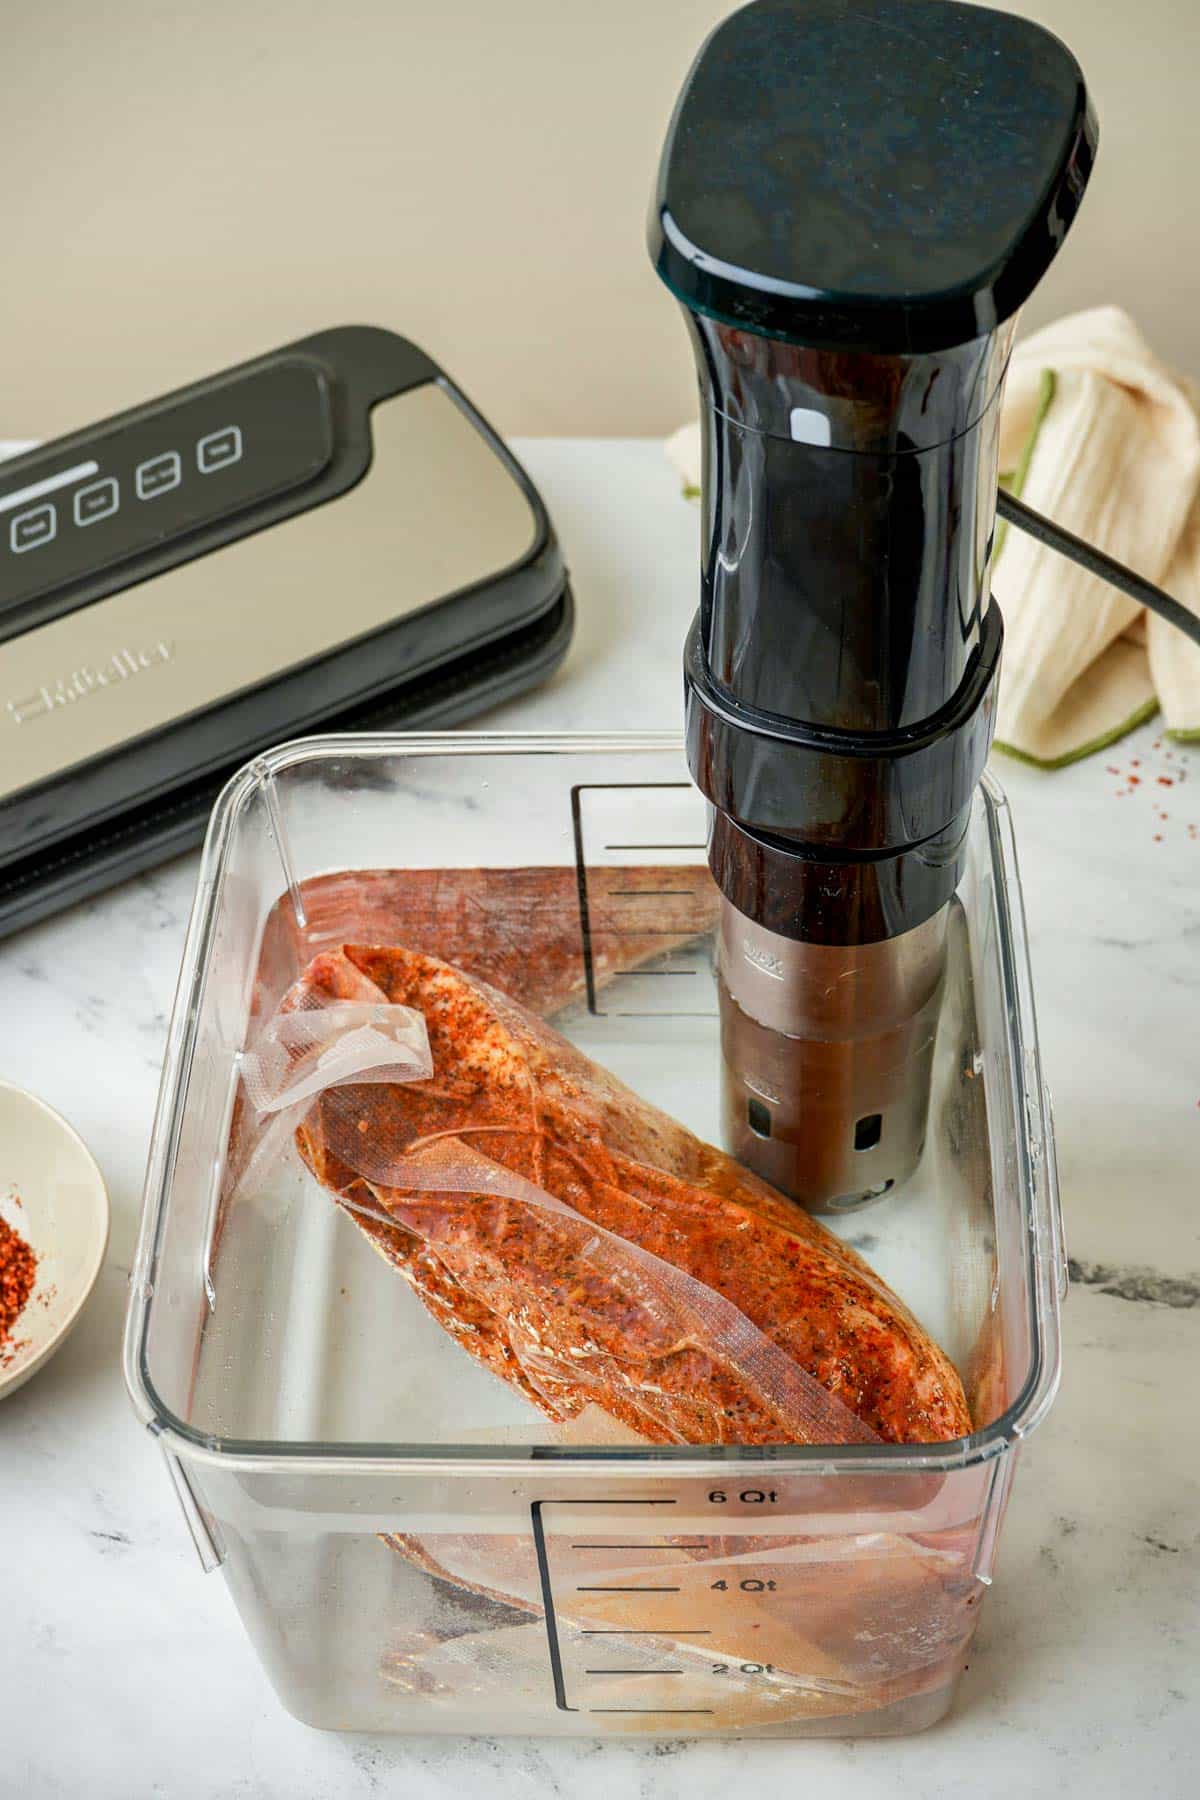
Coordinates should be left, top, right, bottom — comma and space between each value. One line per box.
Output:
124, 733, 1064, 1737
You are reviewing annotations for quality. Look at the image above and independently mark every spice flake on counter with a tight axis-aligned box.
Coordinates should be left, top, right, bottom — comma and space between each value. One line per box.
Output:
1104, 741, 1194, 842
0, 1212, 38, 1366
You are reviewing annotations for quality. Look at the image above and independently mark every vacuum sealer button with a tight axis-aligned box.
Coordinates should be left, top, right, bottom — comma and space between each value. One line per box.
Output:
74, 477, 120, 526
196, 425, 242, 474
136, 452, 182, 500
9, 502, 56, 553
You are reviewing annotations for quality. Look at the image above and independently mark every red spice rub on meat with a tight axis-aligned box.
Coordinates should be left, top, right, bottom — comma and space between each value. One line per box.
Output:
293, 945, 972, 1446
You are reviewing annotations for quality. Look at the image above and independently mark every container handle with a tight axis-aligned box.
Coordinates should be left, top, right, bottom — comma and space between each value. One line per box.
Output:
162, 1447, 226, 1574
1041, 1077, 1068, 1302
255, 758, 307, 929
971, 1449, 1012, 1587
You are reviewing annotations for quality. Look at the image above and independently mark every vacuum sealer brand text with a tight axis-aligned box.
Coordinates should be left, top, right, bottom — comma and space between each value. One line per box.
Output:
6, 641, 174, 726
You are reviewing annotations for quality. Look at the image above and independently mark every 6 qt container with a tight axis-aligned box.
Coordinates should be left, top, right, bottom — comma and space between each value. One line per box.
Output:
124, 734, 1064, 1736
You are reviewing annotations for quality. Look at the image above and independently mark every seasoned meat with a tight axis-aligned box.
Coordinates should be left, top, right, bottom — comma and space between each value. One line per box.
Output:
380, 1521, 978, 1723
257, 864, 720, 1019
292, 944, 971, 1446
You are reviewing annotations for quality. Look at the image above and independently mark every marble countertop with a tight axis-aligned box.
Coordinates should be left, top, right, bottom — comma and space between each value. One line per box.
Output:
3, 440, 1196, 1798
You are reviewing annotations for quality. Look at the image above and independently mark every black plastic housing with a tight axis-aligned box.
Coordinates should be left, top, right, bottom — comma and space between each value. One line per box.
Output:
651, 0, 1096, 355
652, 0, 1095, 945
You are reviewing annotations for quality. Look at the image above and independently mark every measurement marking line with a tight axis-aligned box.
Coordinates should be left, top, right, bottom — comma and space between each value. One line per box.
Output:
612, 968, 696, 976
584, 1669, 684, 1676
590, 1699, 712, 1713
530, 1501, 576, 1713
569, 786, 598, 1017
580, 1629, 711, 1636
604, 842, 707, 852
571, 1543, 708, 1550
535, 1493, 682, 1712
576, 1585, 681, 1593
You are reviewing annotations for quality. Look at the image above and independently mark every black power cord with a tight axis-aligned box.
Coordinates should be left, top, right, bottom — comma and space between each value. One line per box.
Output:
997, 486, 1200, 651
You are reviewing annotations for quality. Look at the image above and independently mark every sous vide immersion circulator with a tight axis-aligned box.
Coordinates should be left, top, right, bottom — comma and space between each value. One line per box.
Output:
650, 0, 1096, 1210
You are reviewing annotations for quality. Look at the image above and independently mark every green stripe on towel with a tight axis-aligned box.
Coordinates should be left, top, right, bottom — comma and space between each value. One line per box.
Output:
989, 367, 1162, 769
994, 699, 1161, 770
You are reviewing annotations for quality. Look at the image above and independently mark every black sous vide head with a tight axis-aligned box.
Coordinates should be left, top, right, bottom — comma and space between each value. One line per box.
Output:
651, 0, 1095, 358
649, 0, 1095, 1210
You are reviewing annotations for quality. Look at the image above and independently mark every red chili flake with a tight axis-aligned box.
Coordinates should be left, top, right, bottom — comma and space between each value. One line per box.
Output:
0, 1214, 38, 1359
1157, 776, 1174, 787
1153, 834, 1164, 842
1106, 765, 1120, 775
1131, 759, 1141, 768
1129, 775, 1142, 786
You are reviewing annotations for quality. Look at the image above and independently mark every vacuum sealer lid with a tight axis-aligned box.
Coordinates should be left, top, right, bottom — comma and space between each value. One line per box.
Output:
0, 327, 571, 935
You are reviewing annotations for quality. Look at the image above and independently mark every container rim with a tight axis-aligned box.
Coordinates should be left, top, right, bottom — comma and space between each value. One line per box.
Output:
123, 731, 1061, 1479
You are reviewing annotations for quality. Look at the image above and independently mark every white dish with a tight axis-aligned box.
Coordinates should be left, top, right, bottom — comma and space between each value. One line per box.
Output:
0, 1081, 109, 1399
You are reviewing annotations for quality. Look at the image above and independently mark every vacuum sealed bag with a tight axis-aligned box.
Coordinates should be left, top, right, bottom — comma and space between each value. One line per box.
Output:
238, 941, 971, 1449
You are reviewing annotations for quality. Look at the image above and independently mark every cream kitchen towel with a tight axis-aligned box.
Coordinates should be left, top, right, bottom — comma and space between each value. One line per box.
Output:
666, 307, 1200, 767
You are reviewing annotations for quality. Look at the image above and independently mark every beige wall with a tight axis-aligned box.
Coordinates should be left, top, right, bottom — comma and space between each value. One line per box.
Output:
3, 1, 1198, 441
